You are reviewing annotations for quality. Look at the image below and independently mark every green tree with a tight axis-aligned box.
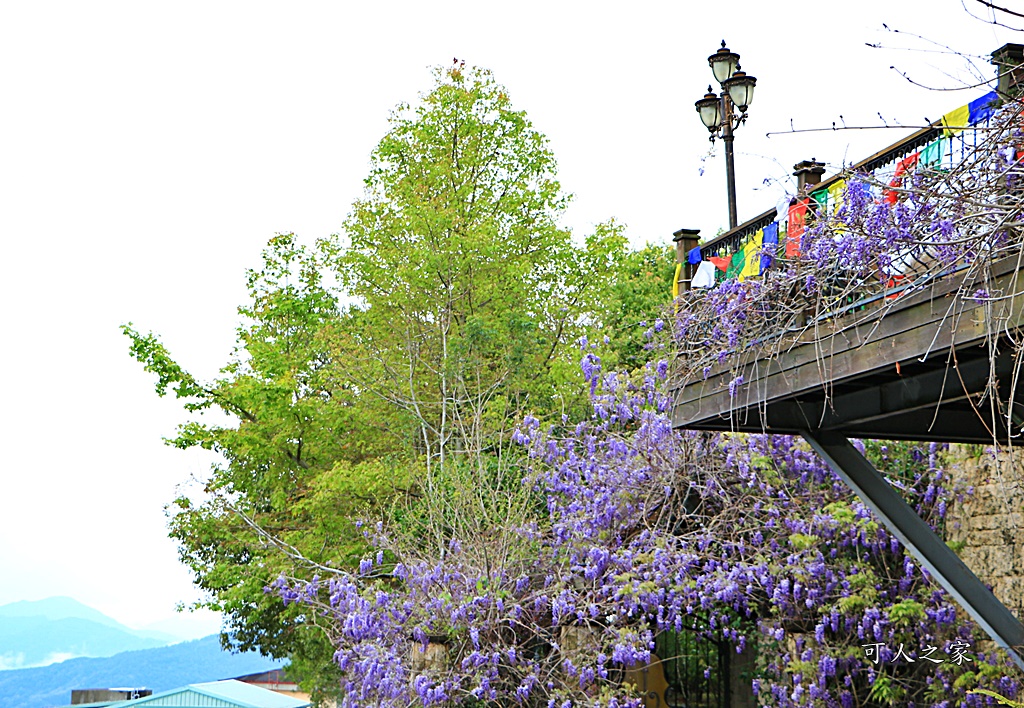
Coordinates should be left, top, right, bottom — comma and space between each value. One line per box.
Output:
599, 242, 676, 371
325, 61, 629, 469
125, 62, 675, 700
124, 234, 405, 699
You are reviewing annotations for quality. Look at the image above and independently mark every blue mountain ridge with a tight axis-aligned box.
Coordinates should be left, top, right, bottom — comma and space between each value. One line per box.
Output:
0, 616, 171, 669
0, 596, 191, 671
0, 635, 286, 708
0, 598, 127, 628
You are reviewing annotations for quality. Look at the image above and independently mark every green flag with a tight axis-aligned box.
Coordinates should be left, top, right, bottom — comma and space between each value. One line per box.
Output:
726, 248, 745, 281
920, 139, 945, 168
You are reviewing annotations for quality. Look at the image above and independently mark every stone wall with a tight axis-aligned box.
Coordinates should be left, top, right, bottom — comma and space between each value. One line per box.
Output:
946, 446, 1024, 622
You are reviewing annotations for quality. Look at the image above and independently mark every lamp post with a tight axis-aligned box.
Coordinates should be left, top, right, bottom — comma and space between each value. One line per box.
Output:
695, 41, 757, 229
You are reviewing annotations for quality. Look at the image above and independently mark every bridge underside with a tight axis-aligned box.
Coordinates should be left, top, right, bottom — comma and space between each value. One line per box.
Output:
672, 257, 1024, 444
672, 257, 1024, 670
678, 342, 1021, 443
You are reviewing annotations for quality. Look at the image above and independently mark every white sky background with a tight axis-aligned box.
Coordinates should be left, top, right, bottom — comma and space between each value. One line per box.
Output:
0, 1, 1016, 636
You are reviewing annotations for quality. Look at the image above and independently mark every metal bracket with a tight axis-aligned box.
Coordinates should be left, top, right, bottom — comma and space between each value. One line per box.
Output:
801, 429, 1024, 672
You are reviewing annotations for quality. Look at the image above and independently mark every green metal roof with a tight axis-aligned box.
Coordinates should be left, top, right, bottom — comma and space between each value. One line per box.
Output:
99, 680, 310, 708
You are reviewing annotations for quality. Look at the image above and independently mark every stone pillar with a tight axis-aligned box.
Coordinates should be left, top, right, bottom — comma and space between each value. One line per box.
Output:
793, 159, 826, 193
992, 43, 1024, 98
673, 228, 701, 293
409, 639, 450, 674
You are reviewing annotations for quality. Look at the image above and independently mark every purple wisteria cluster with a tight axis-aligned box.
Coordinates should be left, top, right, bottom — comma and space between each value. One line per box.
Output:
269, 348, 1020, 707
673, 101, 1024, 391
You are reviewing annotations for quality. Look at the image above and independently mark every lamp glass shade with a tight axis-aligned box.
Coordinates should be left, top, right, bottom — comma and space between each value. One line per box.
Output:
695, 94, 721, 130
709, 48, 739, 85
724, 72, 756, 111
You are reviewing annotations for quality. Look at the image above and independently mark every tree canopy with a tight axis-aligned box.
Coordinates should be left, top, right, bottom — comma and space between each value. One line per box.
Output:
124, 61, 669, 699
262, 67, 1024, 708
124, 58, 1024, 708
326, 62, 632, 470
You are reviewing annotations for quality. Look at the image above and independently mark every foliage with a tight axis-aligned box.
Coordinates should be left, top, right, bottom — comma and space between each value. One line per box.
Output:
322, 61, 631, 472
128, 56, 1024, 708
125, 63, 667, 698
599, 243, 676, 372
124, 234, 400, 697
970, 688, 1024, 707
273, 351, 1022, 707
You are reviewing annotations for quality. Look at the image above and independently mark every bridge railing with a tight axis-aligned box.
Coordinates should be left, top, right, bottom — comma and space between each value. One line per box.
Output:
678, 91, 1002, 295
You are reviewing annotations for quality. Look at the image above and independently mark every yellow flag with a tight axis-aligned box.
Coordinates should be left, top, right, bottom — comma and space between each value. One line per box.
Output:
740, 229, 763, 281
828, 178, 846, 214
672, 263, 681, 299
942, 104, 970, 137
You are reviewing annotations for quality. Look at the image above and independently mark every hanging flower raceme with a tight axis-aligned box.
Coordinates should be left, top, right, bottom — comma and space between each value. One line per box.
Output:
267, 350, 1018, 707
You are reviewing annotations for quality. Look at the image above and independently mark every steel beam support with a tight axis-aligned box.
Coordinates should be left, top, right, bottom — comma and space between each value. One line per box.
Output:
801, 429, 1024, 671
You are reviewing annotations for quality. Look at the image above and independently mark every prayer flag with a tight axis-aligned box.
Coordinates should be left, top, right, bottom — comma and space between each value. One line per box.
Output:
775, 196, 791, 222
740, 229, 763, 281
708, 256, 730, 271
919, 139, 945, 168
761, 222, 779, 273
885, 152, 919, 204
687, 246, 702, 265
726, 249, 745, 281
968, 91, 998, 125
691, 260, 717, 289
942, 103, 970, 137
672, 263, 681, 300
873, 164, 896, 198
828, 179, 847, 214
786, 199, 808, 258
811, 187, 828, 210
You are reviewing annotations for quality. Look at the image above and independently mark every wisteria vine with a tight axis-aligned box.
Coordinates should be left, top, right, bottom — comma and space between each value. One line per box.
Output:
673, 98, 1024, 447
270, 347, 1020, 707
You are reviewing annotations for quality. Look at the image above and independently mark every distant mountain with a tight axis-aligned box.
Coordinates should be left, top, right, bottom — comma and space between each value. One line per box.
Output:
0, 598, 178, 670
0, 617, 171, 670
0, 598, 124, 628
0, 597, 177, 643
0, 635, 286, 708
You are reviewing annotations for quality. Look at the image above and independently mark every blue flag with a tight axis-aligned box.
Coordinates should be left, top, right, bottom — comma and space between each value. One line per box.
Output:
968, 91, 998, 125
761, 222, 779, 273
687, 246, 702, 265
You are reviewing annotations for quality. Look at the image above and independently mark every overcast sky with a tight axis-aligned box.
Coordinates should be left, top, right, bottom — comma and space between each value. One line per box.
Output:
0, 1, 1016, 637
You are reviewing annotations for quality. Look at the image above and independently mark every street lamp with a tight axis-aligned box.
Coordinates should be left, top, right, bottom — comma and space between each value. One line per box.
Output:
695, 41, 757, 229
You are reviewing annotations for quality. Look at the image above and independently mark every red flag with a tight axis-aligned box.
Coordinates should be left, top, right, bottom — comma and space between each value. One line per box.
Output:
786, 198, 808, 258
708, 256, 730, 272
885, 152, 919, 204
